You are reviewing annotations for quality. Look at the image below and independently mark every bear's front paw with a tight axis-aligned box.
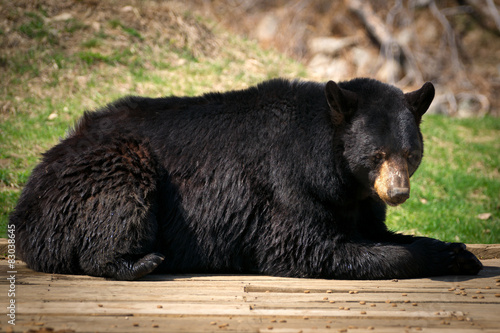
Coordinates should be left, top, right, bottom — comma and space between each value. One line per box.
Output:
432, 241, 483, 276
409, 239, 482, 277
449, 244, 483, 275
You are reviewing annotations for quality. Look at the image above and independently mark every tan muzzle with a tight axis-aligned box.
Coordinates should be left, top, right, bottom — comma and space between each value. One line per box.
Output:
374, 157, 410, 206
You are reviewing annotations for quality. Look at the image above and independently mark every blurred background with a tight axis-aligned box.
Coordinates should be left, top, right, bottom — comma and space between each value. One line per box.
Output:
0, 0, 499, 243
197, 0, 500, 117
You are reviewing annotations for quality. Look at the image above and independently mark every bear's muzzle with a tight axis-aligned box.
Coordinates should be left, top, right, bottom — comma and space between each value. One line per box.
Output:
374, 157, 410, 206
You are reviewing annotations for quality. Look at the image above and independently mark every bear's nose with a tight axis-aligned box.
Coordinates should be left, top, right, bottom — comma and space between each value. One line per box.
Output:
388, 187, 410, 204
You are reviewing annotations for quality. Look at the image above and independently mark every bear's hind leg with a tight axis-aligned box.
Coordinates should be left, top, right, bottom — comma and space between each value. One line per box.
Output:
52, 136, 166, 280
72, 138, 168, 280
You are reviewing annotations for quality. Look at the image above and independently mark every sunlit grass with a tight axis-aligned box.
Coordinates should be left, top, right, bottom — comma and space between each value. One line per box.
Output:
386, 115, 500, 243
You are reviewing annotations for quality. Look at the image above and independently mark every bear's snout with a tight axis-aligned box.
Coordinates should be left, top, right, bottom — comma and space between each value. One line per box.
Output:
387, 187, 410, 205
374, 157, 410, 206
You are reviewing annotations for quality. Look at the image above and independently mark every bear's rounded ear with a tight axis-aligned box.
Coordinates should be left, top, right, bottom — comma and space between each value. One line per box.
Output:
404, 82, 435, 123
325, 80, 358, 125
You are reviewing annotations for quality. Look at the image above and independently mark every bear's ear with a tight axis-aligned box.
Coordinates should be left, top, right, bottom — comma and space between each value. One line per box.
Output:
404, 82, 435, 123
325, 80, 358, 125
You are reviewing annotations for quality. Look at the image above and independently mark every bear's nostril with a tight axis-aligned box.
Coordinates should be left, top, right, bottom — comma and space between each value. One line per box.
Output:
388, 187, 410, 201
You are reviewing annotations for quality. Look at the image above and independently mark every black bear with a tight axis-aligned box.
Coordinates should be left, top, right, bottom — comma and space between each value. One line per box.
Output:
10, 78, 482, 280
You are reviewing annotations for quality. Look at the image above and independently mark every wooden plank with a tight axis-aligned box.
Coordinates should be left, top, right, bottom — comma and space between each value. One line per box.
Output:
8, 314, 499, 333
4, 312, 500, 333
1, 256, 499, 333
466, 244, 500, 259
12, 287, 500, 305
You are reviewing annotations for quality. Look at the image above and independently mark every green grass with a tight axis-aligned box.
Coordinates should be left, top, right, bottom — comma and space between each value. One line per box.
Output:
18, 11, 56, 44
0, 5, 498, 244
108, 19, 143, 40
386, 115, 500, 243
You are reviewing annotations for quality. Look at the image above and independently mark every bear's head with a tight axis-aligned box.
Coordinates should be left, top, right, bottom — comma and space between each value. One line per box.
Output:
325, 78, 435, 206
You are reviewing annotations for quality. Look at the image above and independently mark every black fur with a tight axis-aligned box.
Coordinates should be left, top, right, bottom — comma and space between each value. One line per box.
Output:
10, 78, 482, 280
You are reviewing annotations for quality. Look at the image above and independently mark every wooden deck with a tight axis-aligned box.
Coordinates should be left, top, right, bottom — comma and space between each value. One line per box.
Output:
1, 242, 499, 333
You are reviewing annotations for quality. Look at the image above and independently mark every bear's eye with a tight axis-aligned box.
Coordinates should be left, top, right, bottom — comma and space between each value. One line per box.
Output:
407, 150, 420, 160
372, 152, 385, 163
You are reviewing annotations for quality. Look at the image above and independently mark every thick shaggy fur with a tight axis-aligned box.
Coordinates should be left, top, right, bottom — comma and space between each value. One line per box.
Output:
10, 78, 482, 280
